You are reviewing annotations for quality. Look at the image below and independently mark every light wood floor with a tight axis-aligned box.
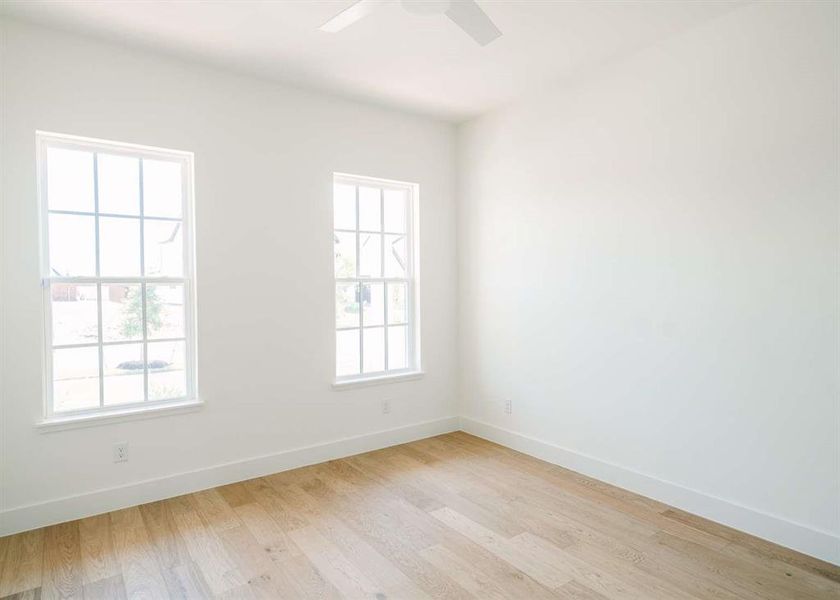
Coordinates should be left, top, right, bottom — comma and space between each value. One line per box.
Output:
1, 432, 838, 599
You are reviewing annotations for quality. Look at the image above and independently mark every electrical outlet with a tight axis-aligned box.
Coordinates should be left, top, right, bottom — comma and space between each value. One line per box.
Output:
113, 442, 129, 463
382, 399, 392, 415
504, 399, 512, 415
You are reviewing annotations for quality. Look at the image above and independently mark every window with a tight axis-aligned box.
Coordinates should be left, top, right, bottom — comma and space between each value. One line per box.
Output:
38, 132, 197, 419
333, 174, 419, 382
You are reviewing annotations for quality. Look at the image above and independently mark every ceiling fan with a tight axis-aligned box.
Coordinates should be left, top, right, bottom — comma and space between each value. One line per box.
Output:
319, 0, 502, 46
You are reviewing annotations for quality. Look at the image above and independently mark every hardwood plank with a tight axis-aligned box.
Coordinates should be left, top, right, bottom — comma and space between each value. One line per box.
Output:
425, 536, 560, 600
0, 588, 42, 600
653, 530, 837, 600
233, 502, 302, 565
0, 536, 10, 588
242, 478, 308, 531
306, 508, 432, 599
662, 507, 840, 584
110, 507, 169, 599
216, 483, 256, 509
170, 506, 244, 595
289, 525, 386, 597
78, 514, 118, 584
509, 531, 685, 600
160, 561, 213, 600
344, 452, 445, 513
274, 555, 342, 600
555, 580, 611, 600
217, 525, 299, 598
138, 500, 191, 571
0, 530, 44, 597
430, 506, 572, 590
82, 574, 127, 600
41, 521, 83, 600
377, 451, 525, 537
298, 477, 474, 599
419, 543, 515, 600
191, 488, 242, 532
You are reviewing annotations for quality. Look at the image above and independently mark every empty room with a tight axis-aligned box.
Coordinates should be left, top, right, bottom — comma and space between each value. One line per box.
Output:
0, 0, 837, 598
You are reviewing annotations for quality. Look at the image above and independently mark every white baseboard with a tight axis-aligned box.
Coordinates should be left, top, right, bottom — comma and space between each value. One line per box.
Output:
4, 414, 837, 567
460, 417, 840, 567
0, 416, 460, 536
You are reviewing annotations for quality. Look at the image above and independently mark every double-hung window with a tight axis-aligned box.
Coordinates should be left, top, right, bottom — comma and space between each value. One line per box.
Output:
333, 174, 419, 382
38, 132, 197, 420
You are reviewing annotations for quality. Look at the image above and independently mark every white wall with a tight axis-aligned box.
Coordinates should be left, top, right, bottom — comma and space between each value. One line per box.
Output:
0, 20, 458, 532
457, 1, 839, 564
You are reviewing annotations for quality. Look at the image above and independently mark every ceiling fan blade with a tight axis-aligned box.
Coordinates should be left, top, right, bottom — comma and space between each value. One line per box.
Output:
319, 0, 386, 33
445, 0, 502, 46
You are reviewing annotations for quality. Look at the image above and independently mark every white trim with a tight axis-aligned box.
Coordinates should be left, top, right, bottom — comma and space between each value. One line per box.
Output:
460, 417, 840, 566
332, 172, 420, 379
332, 371, 424, 390
36, 131, 199, 421
334, 171, 413, 190
36, 399, 204, 433
53, 336, 186, 350
48, 276, 187, 284
35, 130, 193, 159
1, 416, 459, 537
47, 209, 182, 222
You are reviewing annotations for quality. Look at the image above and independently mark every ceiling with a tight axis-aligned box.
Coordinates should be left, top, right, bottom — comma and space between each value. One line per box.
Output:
0, 0, 742, 121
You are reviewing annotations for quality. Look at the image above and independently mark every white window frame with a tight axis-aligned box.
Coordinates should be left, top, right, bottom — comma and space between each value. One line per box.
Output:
37, 131, 199, 424
333, 172, 421, 386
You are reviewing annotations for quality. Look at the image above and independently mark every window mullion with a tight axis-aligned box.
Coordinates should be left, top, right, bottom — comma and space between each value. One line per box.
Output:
96, 281, 104, 408
139, 159, 146, 277
381, 187, 388, 372
142, 283, 149, 402
407, 191, 414, 370
92, 154, 105, 408
48, 276, 186, 285
139, 158, 149, 402
93, 153, 101, 278
355, 186, 363, 374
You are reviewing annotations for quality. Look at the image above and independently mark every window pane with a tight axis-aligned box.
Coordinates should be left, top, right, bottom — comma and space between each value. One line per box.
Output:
98, 153, 140, 215
334, 183, 356, 230
384, 189, 407, 233
102, 284, 142, 342
147, 341, 186, 400
359, 233, 381, 278
363, 327, 385, 373
103, 343, 144, 406
147, 284, 185, 340
387, 283, 407, 324
358, 186, 381, 231
49, 213, 96, 276
334, 231, 356, 278
388, 326, 407, 370
143, 159, 182, 218
144, 219, 183, 277
336, 283, 359, 328
336, 329, 360, 377
362, 282, 384, 327
51, 284, 99, 346
99, 217, 141, 277
384, 234, 407, 278
53, 346, 99, 412
47, 147, 94, 212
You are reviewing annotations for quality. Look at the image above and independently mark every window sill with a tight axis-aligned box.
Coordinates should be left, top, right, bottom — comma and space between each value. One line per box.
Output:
332, 371, 424, 391
36, 399, 204, 433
